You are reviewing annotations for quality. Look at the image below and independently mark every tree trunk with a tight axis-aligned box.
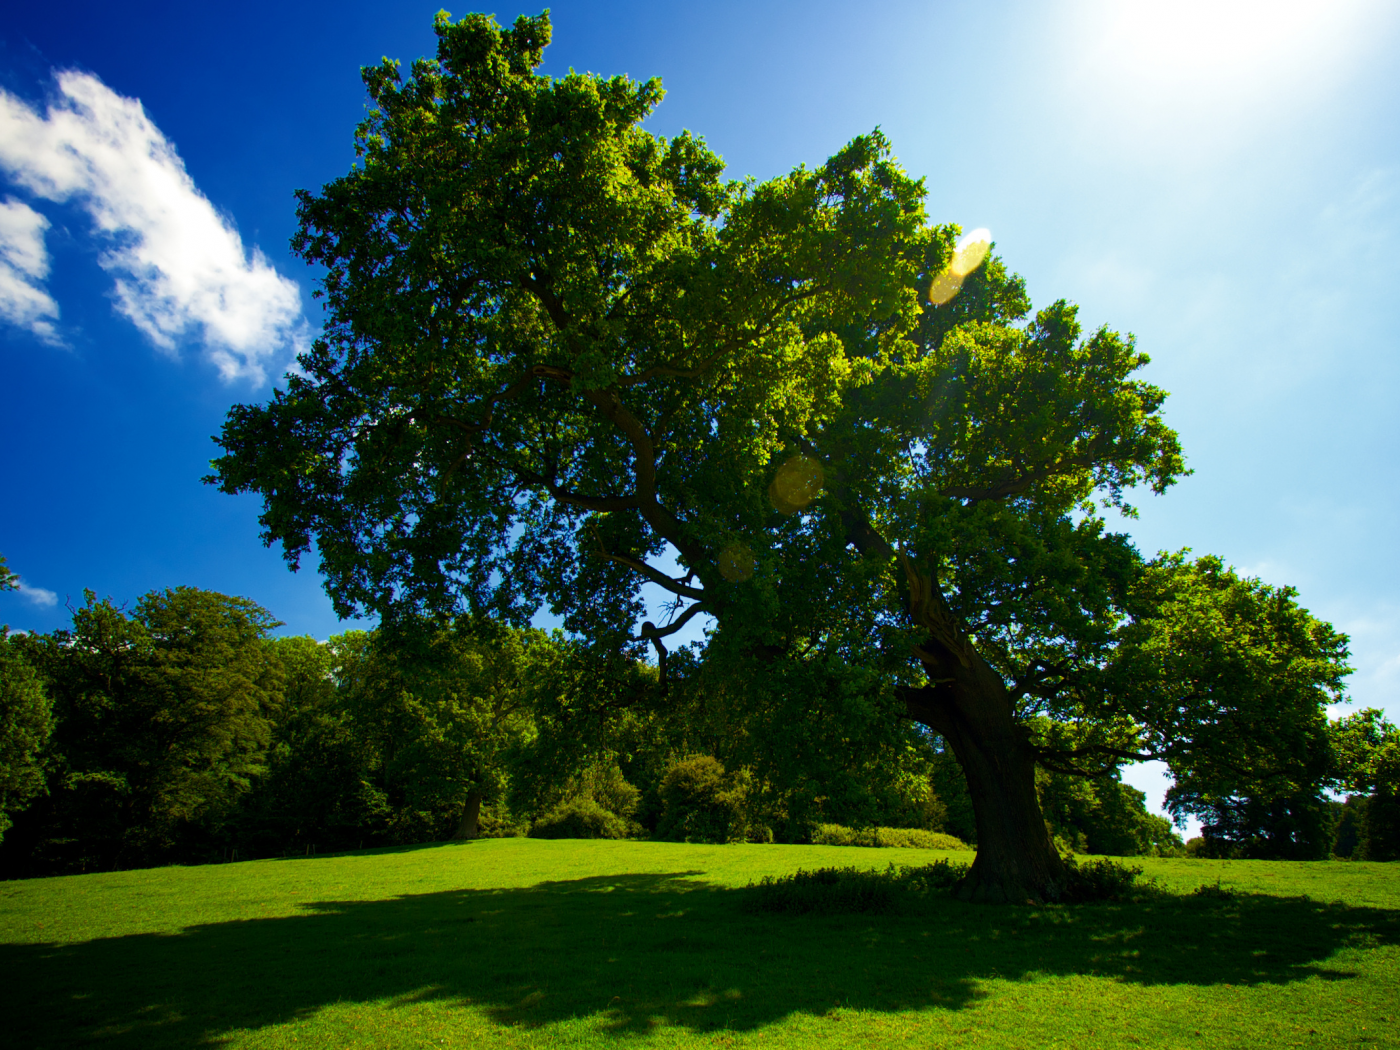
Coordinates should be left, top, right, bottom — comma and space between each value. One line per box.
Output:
894, 552, 1069, 903
900, 646, 1067, 906
454, 788, 485, 840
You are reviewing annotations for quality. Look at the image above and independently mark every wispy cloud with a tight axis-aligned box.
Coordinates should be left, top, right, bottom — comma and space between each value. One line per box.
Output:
17, 582, 58, 608
0, 71, 307, 383
0, 197, 62, 345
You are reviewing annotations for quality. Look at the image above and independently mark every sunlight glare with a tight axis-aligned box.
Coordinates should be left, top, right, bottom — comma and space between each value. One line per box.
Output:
949, 228, 992, 276
768, 455, 825, 514
928, 228, 990, 306
1083, 0, 1383, 97
927, 270, 964, 306
717, 543, 756, 582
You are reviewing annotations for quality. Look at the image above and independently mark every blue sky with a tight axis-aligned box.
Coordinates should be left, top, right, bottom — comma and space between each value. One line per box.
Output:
2, 1, 1397, 825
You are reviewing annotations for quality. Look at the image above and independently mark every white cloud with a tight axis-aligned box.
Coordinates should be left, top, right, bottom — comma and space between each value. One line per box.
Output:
0, 197, 61, 344
0, 71, 307, 382
17, 582, 58, 608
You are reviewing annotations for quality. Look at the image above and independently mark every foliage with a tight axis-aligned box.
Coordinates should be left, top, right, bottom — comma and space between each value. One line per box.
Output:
655, 753, 753, 843
1329, 708, 1400, 861
528, 797, 632, 839
0, 627, 52, 843
1036, 764, 1183, 857
570, 760, 642, 821
225, 634, 390, 857
3, 588, 282, 874
1095, 554, 1348, 860
1331, 708, 1400, 795
1180, 793, 1335, 860
0, 554, 17, 593
336, 617, 555, 841
525, 758, 642, 836
1330, 796, 1367, 859
809, 824, 970, 850
668, 650, 955, 837
746, 854, 1150, 912
1061, 857, 1154, 902
742, 861, 968, 915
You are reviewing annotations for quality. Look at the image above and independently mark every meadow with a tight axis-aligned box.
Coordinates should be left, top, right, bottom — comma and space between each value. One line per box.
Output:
3, 839, 1397, 1049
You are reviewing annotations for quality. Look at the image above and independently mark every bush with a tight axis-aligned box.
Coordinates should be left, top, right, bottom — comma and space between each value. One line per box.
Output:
744, 860, 968, 915
810, 824, 972, 850
656, 755, 750, 844
574, 762, 642, 821
477, 805, 527, 838
1192, 879, 1236, 900
1063, 857, 1155, 902
528, 799, 632, 840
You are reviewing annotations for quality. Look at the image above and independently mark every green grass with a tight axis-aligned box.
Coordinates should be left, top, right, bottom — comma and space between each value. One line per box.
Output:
3, 839, 1398, 1049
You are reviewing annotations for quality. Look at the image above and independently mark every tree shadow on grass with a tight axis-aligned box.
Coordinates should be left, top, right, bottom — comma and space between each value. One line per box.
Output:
5, 872, 1398, 1047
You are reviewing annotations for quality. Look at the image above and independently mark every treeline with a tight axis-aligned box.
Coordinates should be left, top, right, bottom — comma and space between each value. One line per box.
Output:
0, 585, 1192, 878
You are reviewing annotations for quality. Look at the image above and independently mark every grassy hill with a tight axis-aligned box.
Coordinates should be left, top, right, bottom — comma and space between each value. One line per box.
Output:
3, 839, 1398, 1048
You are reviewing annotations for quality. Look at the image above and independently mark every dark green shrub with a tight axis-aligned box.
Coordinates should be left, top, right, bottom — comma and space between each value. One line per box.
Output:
477, 804, 526, 838
656, 754, 749, 843
1191, 879, 1236, 900
577, 763, 641, 821
1063, 857, 1154, 902
810, 823, 972, 850
743, 860, 968, 915
528, 798, 630, 839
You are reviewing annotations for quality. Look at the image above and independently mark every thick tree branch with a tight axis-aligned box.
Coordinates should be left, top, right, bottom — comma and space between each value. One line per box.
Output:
589, 524, 706, 600
638, 600, 708, 642
897, 547, 977, 668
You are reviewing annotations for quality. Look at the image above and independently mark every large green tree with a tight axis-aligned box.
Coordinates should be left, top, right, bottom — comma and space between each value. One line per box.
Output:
227, 634, 390, 857
211, 11, 1343, 899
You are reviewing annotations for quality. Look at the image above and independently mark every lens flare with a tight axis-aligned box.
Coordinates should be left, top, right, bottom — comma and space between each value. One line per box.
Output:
950, 228, 992, 277
927, 270, 965, 306
928, 227, 991, 306
768, 455, 825, 514
717, 543, 756, 582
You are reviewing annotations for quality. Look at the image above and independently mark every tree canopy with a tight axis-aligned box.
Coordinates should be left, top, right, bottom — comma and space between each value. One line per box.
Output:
210, 10, 1354, 898
10, 588, 282, 871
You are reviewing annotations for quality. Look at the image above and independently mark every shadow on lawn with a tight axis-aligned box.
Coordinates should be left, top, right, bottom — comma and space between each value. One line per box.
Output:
5, 872, 1397, 1047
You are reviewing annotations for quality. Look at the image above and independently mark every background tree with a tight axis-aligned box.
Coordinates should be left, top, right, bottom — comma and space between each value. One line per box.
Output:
1096, 555, 1348, 860
4, 588, 282, 874
211, 10, 1354, 900
337, 617, 553, 841
0, 626, 52, 844
1330, 708, 1400, 860
0, 556, 54, 844
227, 634, 390, 857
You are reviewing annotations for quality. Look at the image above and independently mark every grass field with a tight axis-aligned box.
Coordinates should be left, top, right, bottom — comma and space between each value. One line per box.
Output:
3, 839, 1398, 1049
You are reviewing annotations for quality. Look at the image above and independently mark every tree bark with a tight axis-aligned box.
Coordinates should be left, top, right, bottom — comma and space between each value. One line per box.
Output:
904, 657, 1069, 903
896, 553, 1068, 903
454, 788, 485, 840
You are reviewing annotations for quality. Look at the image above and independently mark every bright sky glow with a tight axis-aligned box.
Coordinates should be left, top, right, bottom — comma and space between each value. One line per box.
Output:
1094, 0, 1372, 79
